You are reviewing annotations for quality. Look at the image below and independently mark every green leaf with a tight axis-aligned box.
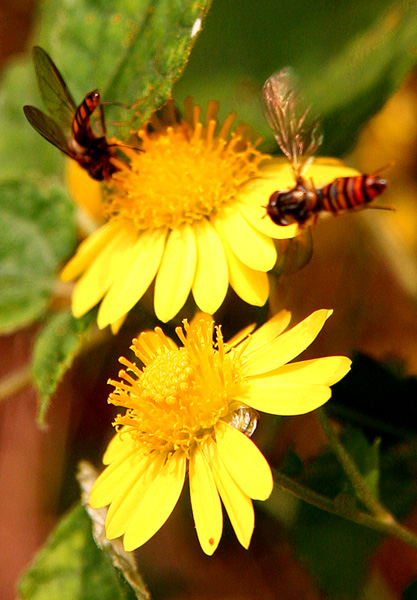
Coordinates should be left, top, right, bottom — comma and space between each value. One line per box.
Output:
78, 462, 151, 600
32, 310, 96, 425
173, 0, 417, 157
330, 353, 417, 444
289, 431, 383, 598
293, 502, 381, 599
0, 179, 76, 262
280, 447, 304, 479
0, 0, 211, 178
18, 504, 142, 600
0, 211, 54, 333
287, 425, 417, 599
342, 427, 381, 499
0, 179, 76, 334
34, 0, 212, 139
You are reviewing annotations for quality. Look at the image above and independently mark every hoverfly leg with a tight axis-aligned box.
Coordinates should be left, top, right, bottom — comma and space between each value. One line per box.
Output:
101, 87, 153, 111
101, 89, 154, 127
363, 204, 395, 212
99, 102, 106, 136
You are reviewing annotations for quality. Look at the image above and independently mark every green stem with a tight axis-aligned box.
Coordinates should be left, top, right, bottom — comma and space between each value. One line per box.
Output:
272, 470, 417, 550
316, 407, 391, 521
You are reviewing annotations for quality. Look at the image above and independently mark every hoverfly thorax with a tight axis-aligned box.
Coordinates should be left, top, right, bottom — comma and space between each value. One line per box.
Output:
267, 176, 319, 226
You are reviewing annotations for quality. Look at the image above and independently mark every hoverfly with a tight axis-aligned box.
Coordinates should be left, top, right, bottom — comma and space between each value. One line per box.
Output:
261, 68, 387, 227
23, 46, 122, 181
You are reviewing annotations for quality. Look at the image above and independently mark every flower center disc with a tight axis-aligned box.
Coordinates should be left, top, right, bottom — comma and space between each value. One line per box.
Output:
112, 320, 246, 455
105, 99, 264, 231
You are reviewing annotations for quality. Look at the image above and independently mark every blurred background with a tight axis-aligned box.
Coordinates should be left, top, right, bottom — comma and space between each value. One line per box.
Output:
2, 1, 417, 599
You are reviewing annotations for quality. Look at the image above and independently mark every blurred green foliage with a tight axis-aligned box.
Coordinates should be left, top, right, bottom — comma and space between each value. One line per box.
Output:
19, 504, 138, 600
36, 0, 212, 139
32, 310, 96, 425
173, 0, 417, 156
0, 179, 75, 333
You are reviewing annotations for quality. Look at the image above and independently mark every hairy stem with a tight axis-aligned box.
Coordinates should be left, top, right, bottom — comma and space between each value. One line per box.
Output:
272, 469, 417, 550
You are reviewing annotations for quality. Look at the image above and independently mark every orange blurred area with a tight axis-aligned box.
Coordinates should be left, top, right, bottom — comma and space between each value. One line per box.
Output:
0, 1, 37, 64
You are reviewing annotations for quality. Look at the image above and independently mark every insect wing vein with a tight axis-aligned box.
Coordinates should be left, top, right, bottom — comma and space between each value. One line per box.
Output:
33, 46, 76, 132
261, 68, 323, 176
23, 106, 72, 157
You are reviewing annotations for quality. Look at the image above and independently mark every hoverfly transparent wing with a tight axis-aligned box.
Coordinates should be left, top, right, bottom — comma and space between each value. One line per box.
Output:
23, 105, 73, 157
261, 68, 323, 178
32, 46, 76, 131
282, 228, 314, 274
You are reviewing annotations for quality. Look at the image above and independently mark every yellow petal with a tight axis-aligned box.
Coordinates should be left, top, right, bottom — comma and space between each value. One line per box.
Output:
244, 310, 292, 354
102, 430, 134, 465
110, 313, 127, 335
244, 309, 332, 376
226, 323, 256, 348
106, 452, 166, 539
154, 224, 197, 322
72, 224, 138, 317
192, 219, 228, 314
241, 378, 332, 415
123, 451, 186, 551
66, 159, 104, 223
259, 156, 360, 187
97, 228, 166, 329
214, 208, 277, 271
215, 421, 273, 501
306, 159, 361, 185
89, 450, 149, 509
61, 220, 122, 281
189, 446, 223, 555
205, 439, 254, 549
268, 356, 352, 385
221, 234, 269, 306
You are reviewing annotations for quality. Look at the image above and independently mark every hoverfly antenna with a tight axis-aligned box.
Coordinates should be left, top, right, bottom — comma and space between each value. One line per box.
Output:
107, 142, 144, 152
371, 162, 395, 176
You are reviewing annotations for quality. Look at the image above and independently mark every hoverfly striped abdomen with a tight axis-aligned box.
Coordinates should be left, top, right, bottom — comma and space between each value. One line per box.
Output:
71, 90, 101, 146
318, 174, 387, 214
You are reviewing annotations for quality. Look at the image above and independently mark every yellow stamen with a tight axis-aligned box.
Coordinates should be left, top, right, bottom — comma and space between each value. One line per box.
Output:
104, 98, 265, 231
109, 319, 246, 457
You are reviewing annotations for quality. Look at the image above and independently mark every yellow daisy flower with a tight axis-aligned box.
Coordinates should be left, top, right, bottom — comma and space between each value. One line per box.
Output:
60, 97, 351, 330
62, 98, 358, 328
89, 309, 351, 555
